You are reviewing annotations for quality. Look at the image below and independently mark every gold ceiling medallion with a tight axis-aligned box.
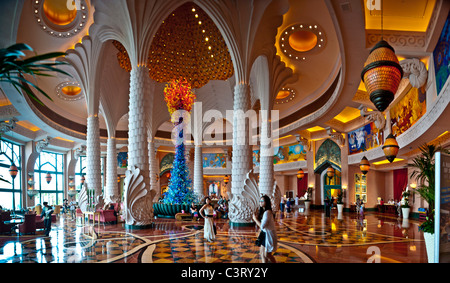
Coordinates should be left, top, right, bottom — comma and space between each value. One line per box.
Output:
279, 23, 326, 61
275, 87, 296, 104
113, 3, 233, 89
33, 0, 89, 38
56, 82, 84, 101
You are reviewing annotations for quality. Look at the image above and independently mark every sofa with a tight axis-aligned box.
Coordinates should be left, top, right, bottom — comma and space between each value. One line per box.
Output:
0, 213, 14, 234
88, 209, 117, 223
18, 214, 36, 235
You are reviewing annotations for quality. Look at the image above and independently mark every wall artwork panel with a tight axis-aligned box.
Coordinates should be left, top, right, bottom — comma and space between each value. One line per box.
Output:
390, 86, 426, 137
203, 153, 227, 168
253, 142, 306, 166
117, 152, 128, 168
348, 122, 384, 155
433, 11, 450, 96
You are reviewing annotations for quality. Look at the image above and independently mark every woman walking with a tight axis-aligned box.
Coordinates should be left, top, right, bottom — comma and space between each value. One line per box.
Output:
199, 197, 216, 242
253, 195, 277, 263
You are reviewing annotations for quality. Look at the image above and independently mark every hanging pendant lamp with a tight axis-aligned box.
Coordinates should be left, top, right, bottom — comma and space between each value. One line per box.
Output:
45, 172, 52, 184
382, 134, 399, 163
224, 175, 229, 185
9, 164, 18, 179
361, 40, 403, 112
359, 156, 370, 175
326, 167, 335, 178
297, 168, 305, 180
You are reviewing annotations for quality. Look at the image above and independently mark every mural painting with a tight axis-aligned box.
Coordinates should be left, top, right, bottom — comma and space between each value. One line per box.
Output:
203, 153, 227, 168
252, 142, 306, 166
390, 86, 427, 137
433, 11, 450, 96
348, 122, 384, 155
117, 152, 127, 168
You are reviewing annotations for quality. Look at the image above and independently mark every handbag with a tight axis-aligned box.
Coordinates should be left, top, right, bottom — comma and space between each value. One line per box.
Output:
255, 230, 266, 246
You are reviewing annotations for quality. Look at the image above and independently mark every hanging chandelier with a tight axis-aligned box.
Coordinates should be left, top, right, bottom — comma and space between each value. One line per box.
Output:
326, 167, 335, 178
9, 164, 18, 179
224, 175, 229, 185
297, 168, 305, 180
360, 0, 403, 113
359, 156, 370, 175
45, 172, 52, 184
382, 134, 399, 163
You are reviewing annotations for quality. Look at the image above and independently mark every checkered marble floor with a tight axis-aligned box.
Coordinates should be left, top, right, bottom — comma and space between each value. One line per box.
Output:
0, 210, 427, 263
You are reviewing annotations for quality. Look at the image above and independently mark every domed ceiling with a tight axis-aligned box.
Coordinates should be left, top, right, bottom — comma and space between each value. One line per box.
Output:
113, 2, 234, 89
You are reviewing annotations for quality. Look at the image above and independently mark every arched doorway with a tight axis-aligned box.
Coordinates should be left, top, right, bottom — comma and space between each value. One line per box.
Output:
315, 139, 342, 204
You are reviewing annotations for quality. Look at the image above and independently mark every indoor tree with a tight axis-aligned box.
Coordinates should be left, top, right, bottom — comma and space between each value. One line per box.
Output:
408, 143, 450, 233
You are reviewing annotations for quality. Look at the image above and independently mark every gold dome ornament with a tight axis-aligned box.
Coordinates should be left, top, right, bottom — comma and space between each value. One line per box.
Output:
359, 156, 370, 175
297, 168, 305, 180
382, 134, 400, 163
361, 40, 403, 112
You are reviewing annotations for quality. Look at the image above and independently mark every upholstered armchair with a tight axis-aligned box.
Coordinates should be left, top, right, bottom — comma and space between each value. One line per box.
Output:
18, 214, 36, 235
0, 213, 13, 234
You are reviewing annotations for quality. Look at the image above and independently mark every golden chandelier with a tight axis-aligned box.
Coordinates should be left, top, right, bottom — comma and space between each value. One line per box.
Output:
113, 3, 234, 89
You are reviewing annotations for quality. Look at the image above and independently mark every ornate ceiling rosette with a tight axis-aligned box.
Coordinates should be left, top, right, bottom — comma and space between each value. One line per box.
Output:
275, 87, 296, 105
279, 23, 326, 61
33, 0, 89, 38
55, 81, 84, 101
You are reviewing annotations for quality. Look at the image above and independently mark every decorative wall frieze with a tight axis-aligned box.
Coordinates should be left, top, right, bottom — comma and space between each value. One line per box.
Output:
294, 134, 311, 152
326, 127, 345, 147
359, 106, 386, 130
35, 136, 52, 153
400, 58, 428, 89
0, 117, 18, 134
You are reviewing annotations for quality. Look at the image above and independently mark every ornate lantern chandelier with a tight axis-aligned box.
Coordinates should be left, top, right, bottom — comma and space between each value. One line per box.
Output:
382, 134, 399, 163
297, 168, 305, 180
359, 156, 370, 175
326, 167, 335, 179
45, 172, 52, 184
361, 0, 403, 112
361, 40, 403, 112
224, 175, 229, 185
9, 164, 18, 179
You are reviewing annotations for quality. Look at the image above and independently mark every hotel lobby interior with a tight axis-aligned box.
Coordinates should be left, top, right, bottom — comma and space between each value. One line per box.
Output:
0, 0, 449, 265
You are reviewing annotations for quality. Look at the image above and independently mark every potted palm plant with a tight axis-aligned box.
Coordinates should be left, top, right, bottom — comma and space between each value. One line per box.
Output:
0, 43, 68, 183
401, 189, 411, 219
0, 43, 69, 105
408, 143, 450, 263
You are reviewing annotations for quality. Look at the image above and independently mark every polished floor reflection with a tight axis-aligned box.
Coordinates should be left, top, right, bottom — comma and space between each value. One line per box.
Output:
0, 209, 427, 263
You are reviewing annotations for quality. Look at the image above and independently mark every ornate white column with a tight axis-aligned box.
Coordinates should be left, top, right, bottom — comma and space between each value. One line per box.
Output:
86, 115, 102, 203
193, 145, 204, 201
231, 83, 252, 194
229, 82, 255, 224
148, 140, 159, 201
105, 137, 119, 203
259, 115, 273, 197
124, 66, 154, 227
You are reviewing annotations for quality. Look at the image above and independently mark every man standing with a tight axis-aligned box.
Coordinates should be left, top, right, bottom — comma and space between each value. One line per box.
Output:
41, 202, 54, 236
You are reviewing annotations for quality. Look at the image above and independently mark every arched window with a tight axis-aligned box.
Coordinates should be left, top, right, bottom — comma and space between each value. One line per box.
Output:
34, 151, 64, 205
75, 156, 86, 193
0, 139, 22, 210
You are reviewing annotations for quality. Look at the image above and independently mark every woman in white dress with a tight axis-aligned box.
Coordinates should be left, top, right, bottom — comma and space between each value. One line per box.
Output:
199, 197, 216, 242
253, 195, 277, 263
